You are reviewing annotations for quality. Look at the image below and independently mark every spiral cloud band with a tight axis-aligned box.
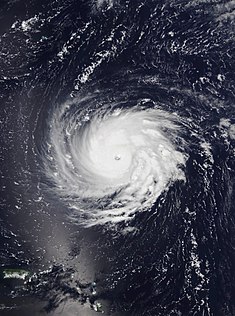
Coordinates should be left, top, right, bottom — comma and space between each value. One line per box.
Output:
44, 99, 187, 226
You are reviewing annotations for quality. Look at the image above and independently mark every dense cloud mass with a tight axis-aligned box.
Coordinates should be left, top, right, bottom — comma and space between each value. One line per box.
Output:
45, 96, 186, 226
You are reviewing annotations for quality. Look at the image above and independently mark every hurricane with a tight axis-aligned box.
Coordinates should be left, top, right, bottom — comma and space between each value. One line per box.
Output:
1, 0, 235, 315
44, 92, 187, 226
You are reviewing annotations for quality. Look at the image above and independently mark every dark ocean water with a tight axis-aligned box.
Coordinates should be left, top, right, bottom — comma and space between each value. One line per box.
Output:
0, 0, 235, 315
